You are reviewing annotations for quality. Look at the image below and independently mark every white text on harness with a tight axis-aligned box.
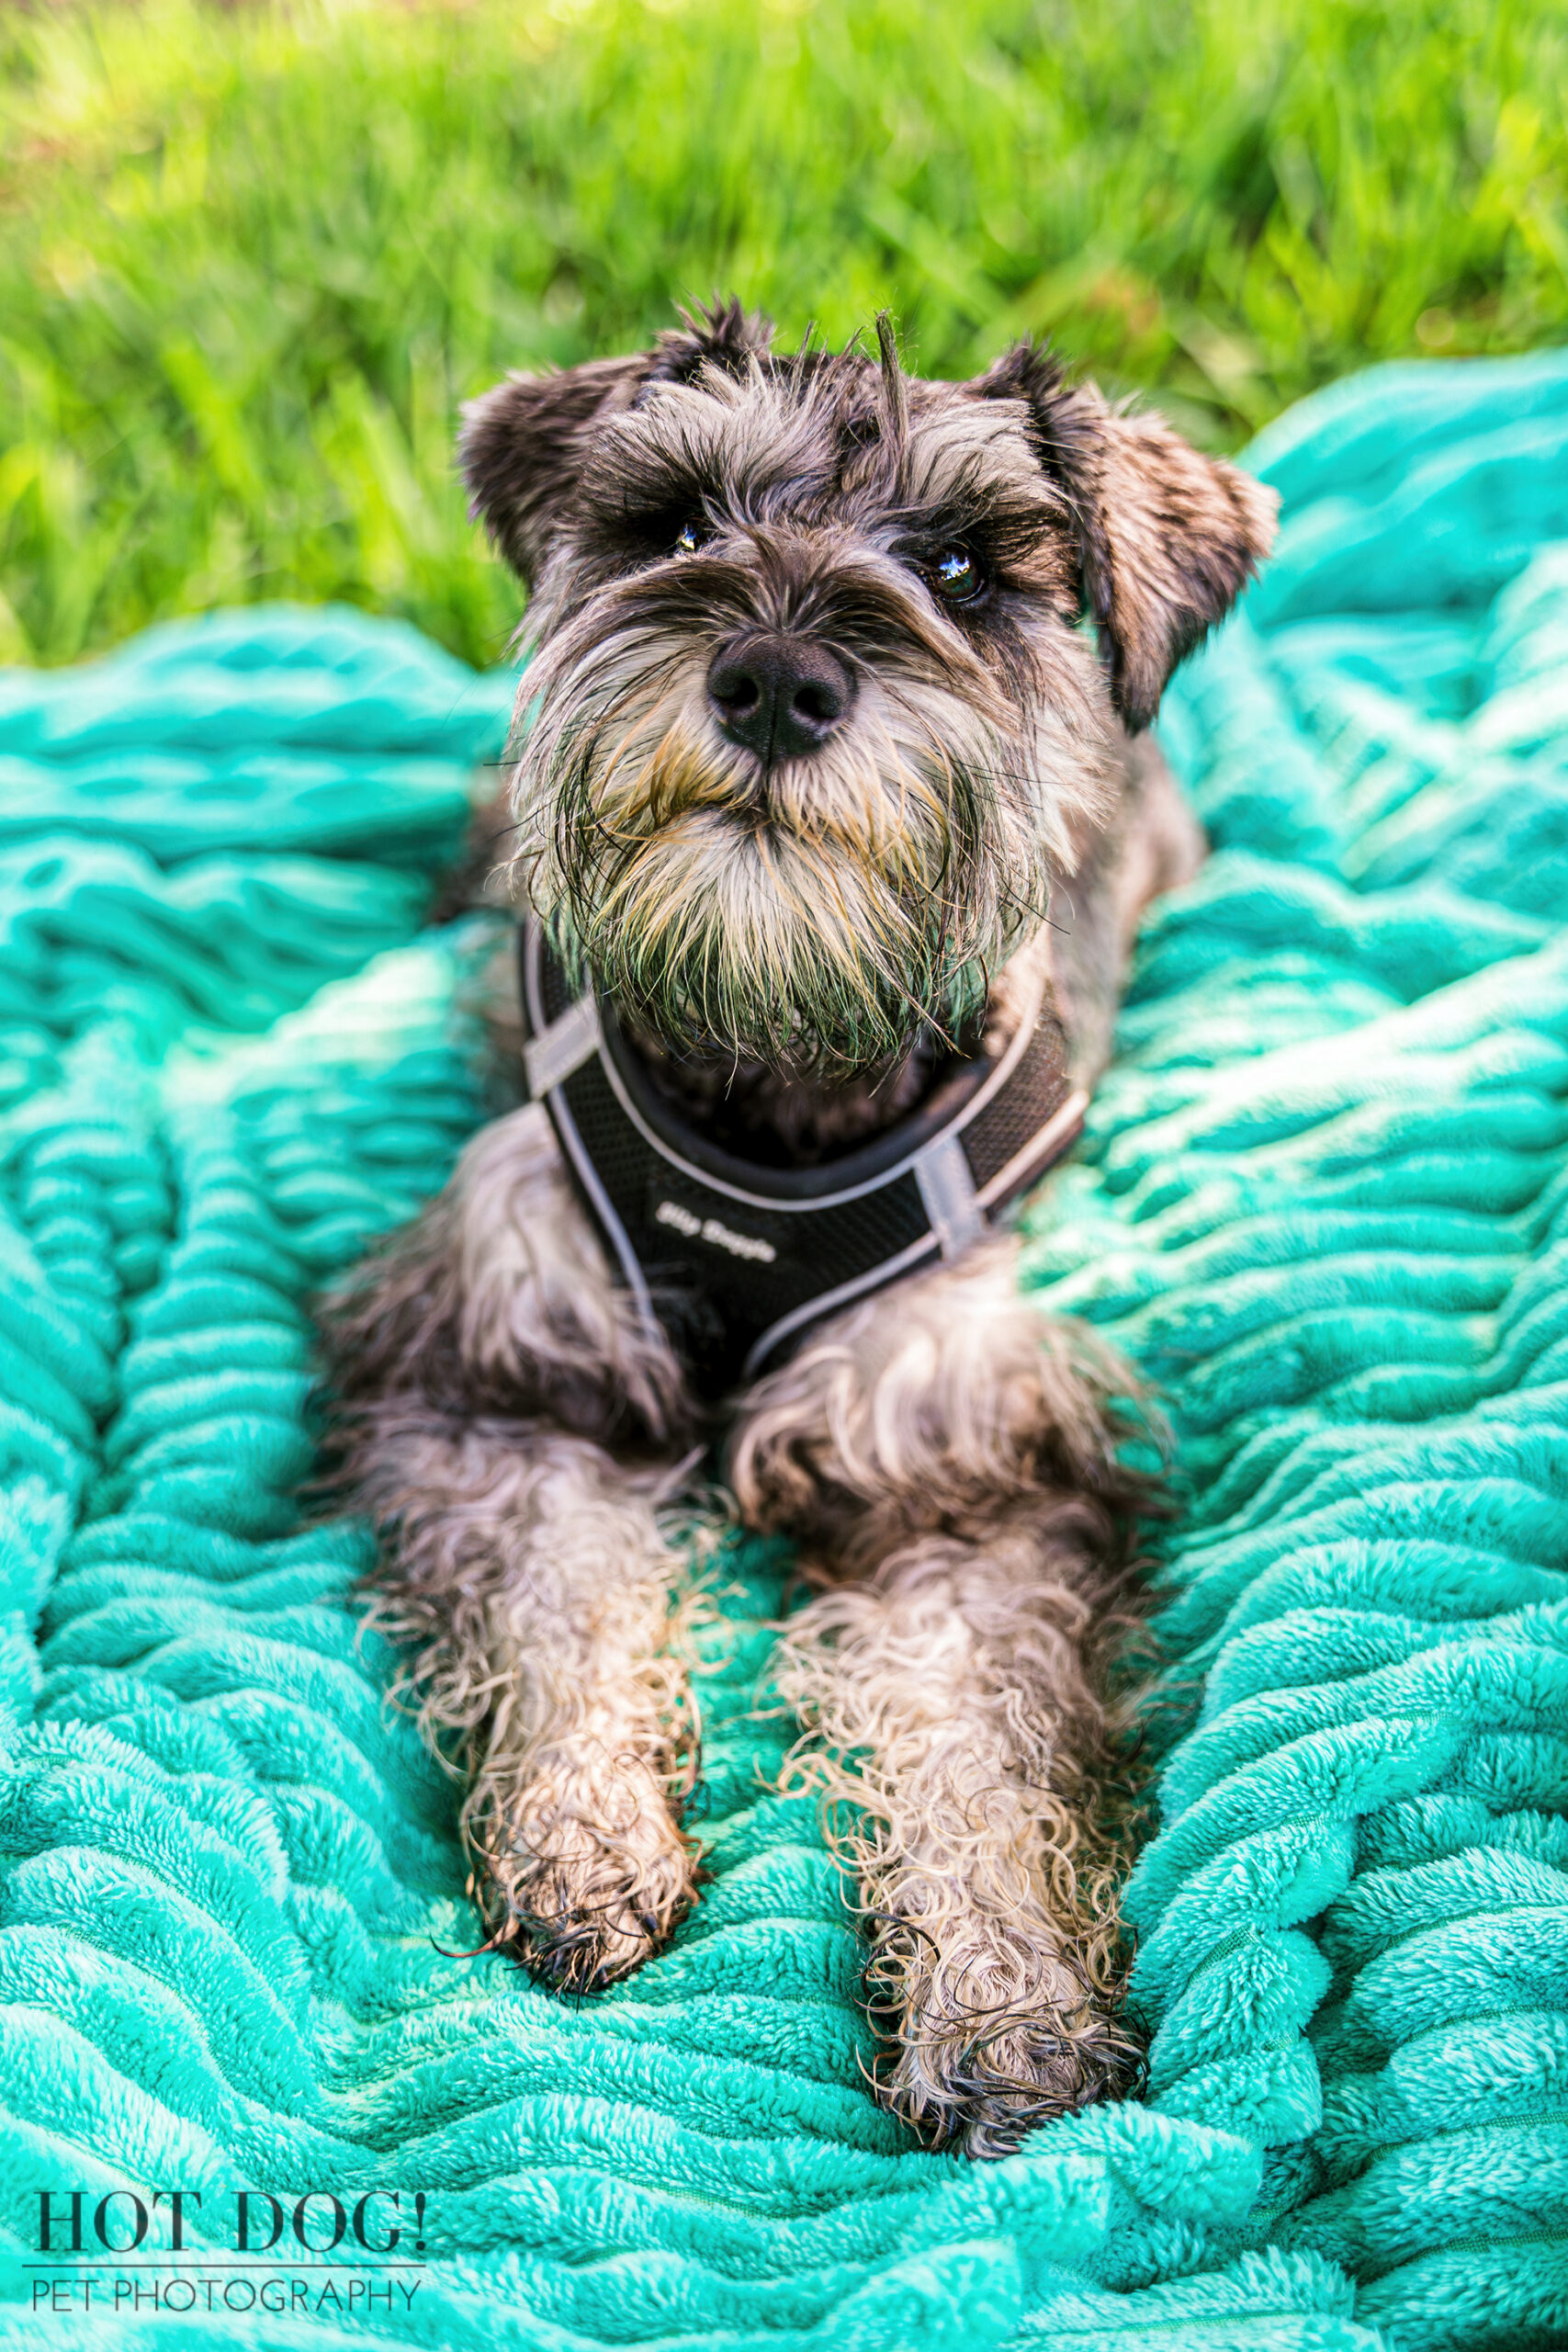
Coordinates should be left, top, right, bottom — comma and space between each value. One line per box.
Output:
656, 1199, 777, 1263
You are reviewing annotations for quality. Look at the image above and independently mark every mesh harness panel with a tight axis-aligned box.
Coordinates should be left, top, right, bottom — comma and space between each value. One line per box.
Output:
519, 919, 1087, 1399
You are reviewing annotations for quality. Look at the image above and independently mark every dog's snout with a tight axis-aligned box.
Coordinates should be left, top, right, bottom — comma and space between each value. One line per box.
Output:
706, 635, 854, 762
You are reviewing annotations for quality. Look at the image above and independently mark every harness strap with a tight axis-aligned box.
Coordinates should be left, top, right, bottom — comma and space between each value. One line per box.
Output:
523, 992, 601, 1097
519, 920, 1086, 1399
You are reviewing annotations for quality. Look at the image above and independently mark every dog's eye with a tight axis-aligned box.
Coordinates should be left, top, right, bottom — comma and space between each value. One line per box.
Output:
931, 548, 984, 603
671, 518, 710, 555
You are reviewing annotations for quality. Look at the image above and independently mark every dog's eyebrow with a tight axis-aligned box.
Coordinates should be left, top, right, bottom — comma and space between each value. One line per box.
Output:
581, 377, 838, 528
832, 398, 1068, 552
900, 401, 1060, 514
886, 469, 1061, 542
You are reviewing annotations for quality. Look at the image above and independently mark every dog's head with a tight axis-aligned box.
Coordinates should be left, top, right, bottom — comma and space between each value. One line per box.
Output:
466, 301, 1275, 1079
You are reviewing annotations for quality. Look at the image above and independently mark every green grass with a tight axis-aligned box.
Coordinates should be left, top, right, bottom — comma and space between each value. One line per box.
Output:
1, 0, 1564, 669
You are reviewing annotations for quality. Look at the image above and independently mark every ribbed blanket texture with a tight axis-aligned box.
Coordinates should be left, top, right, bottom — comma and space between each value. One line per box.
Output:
1, 351, 1566, 2349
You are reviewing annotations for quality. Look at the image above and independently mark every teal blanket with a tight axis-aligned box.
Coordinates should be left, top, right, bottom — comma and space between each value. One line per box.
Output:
2, 352, 1566, 2349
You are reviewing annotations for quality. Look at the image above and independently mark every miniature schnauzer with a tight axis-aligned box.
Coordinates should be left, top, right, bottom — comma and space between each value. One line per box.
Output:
323, 302, 1275, 2157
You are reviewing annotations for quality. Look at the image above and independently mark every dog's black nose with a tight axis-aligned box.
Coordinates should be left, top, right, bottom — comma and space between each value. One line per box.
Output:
706, 635, 854, 762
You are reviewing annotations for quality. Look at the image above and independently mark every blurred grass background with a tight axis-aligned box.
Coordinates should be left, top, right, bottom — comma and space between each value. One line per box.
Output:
0, 0, 1564, 671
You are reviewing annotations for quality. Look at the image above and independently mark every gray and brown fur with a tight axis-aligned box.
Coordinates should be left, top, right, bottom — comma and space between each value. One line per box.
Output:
322, 301, 1275, 2155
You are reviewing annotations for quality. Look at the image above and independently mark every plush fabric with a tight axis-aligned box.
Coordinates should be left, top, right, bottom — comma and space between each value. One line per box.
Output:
1, 350, 1565, 2349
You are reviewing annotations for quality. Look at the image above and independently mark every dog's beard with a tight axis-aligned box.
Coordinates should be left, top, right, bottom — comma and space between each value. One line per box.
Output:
512, 628, 1077, 1080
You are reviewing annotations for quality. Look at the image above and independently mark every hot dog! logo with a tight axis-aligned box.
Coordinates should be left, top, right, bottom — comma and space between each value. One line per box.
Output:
24, 2188, 429, 2321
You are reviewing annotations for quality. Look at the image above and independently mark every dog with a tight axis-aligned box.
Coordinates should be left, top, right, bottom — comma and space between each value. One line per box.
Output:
322, 301, 1275, 2158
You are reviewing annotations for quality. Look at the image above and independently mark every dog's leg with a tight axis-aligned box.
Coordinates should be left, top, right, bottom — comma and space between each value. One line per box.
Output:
773, 1516, 1139, 2153
344, 1406, 697, 1985
322, 1104, 700, 1987
731, 1239, 1148, 2153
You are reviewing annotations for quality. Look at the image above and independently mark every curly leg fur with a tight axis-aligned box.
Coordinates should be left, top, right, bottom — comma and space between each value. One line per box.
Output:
774, 1514, 1142, 2154
732, 1239, 1152, 2153
321, 1105, 699, 1988
351, 1410, 698, 1986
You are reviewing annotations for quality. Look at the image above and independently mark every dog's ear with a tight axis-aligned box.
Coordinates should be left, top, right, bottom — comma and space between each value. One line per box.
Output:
459, 353, 648, 589
459, 300, 775, 590
971, 343, 1278, 730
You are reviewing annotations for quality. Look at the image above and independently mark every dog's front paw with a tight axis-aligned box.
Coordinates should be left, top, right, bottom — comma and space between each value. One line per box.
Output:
862, 1900, 1142, 2158
468, 1747, 699, 1991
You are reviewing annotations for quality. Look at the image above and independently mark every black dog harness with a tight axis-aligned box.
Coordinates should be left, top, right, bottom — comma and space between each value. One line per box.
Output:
519, 918, 1087, 1399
